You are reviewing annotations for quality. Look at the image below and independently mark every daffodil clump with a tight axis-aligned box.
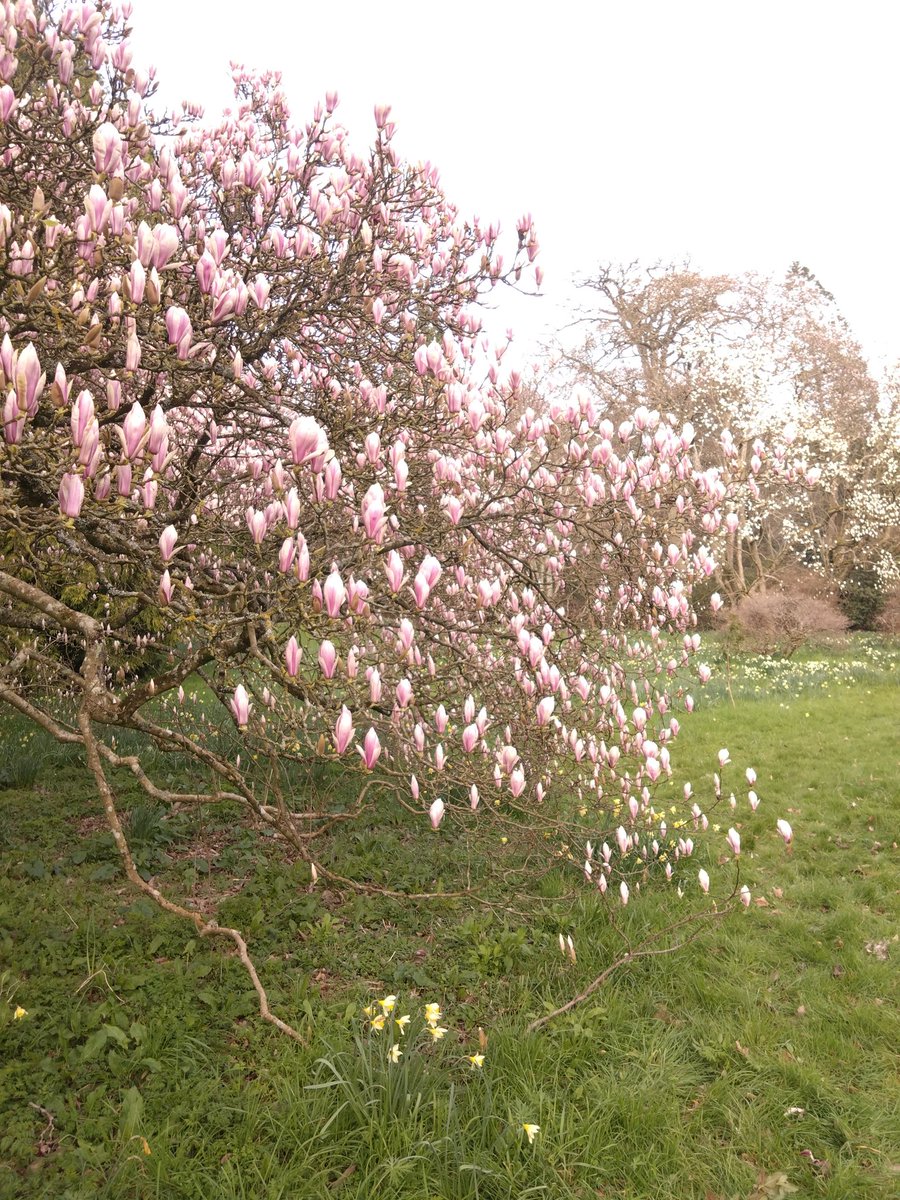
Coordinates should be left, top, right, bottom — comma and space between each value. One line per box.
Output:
361, 995, 487, 1071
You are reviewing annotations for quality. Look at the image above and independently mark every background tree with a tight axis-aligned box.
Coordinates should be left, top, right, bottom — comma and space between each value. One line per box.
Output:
552, 260, 896, 608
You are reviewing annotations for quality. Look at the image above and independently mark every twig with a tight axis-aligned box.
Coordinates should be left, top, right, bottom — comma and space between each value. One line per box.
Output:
526, 905, 732, 1032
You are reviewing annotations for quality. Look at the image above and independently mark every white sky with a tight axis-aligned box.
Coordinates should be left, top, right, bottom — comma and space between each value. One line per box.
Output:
129, 0, 900, 372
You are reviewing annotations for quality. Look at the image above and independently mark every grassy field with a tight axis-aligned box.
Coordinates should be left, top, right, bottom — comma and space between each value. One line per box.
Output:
0, 637, 898, 1199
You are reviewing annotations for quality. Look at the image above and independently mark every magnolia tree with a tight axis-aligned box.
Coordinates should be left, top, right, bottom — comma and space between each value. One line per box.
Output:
0, 2, 803, 1037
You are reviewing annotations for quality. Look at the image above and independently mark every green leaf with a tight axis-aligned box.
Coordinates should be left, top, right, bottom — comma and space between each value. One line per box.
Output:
81, 1029, 109, 1061
119, 1085, 144, 1138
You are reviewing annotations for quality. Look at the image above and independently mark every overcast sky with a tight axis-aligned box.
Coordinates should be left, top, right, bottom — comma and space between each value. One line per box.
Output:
129, 0, 899, 371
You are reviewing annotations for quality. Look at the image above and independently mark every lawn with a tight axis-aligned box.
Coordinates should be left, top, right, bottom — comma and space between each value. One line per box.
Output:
1, 637, 898, 1199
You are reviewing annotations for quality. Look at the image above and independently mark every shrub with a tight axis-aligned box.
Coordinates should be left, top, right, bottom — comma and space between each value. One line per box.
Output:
735, 592, 849, 656
839, 566, 886, 630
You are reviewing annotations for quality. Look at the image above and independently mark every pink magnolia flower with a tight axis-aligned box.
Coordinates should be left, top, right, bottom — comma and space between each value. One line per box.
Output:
0, 84, 17, 123
165, 306, 193, 359
362, 483, 386, 542
360, 727, 381, 770
278, 537, 295, 573
384, 548, 404, 592
121, 402, 147, 459
334, 705, 354, 754
92, 121, 123, 174
776, 819, 793, 846
323, 566, 346, 618
289, 415, 329, 467
318, 640, 337, 678
419, 554, 442, 588
3, 393, 24, 445
295, 533, 310, 581
324, 458, 342, 500
285, 635, 301, 677
462, 723, 479, 753
85, 183, 111, 234
726, 828, 741, 856
429, 798, 445, 829
245, 508, 267, 545
698, 868, 710, 894
413, 572, 431, 608
158, 569, 173, 605
70, 389, 95, 447
58, 472, 85, 518
159, 525, 177, 562
15, 343, 44, 416
125, 323, 141, 370
230, 684, 251, 729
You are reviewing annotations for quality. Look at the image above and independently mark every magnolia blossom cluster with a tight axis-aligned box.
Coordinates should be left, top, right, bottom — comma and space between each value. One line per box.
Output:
0, 0, 799, 913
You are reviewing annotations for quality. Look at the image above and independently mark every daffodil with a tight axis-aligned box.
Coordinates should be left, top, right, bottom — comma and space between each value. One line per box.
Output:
424, 1002, 442, 1025
378, 994, 397, 1014
468, 1053, 485, 1069
140, 1137, 152, 1156
369, 1014, 387, 1032
427, 1024, 448, 1041
522, 1122, 540, 1144
362, 1004, 376, 1018
394, 1014, 411, 1034
388, 1043, 402, 1063
13, 1006, 27, 1020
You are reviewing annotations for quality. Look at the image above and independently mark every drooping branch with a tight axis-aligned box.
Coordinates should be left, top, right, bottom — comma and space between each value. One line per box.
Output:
76, 645, 304, 1043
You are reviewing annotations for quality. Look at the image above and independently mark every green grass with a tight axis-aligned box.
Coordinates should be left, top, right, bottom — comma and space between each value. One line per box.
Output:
0, 638, 897, 1198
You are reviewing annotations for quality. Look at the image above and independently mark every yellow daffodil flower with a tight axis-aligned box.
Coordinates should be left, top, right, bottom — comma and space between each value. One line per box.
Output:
362, 1004, 375, 1017
395, 1014, 411, 1034
424, 1002, 442, 1024
468, 1053, 485, 1069
378, 994, 397, 1014
427, 1024, 448, 1041
522, 1123, 540, 1144
369, 1014, 387, 1032
388, 1043, 402, 1063
13, 1006, 27, 1020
